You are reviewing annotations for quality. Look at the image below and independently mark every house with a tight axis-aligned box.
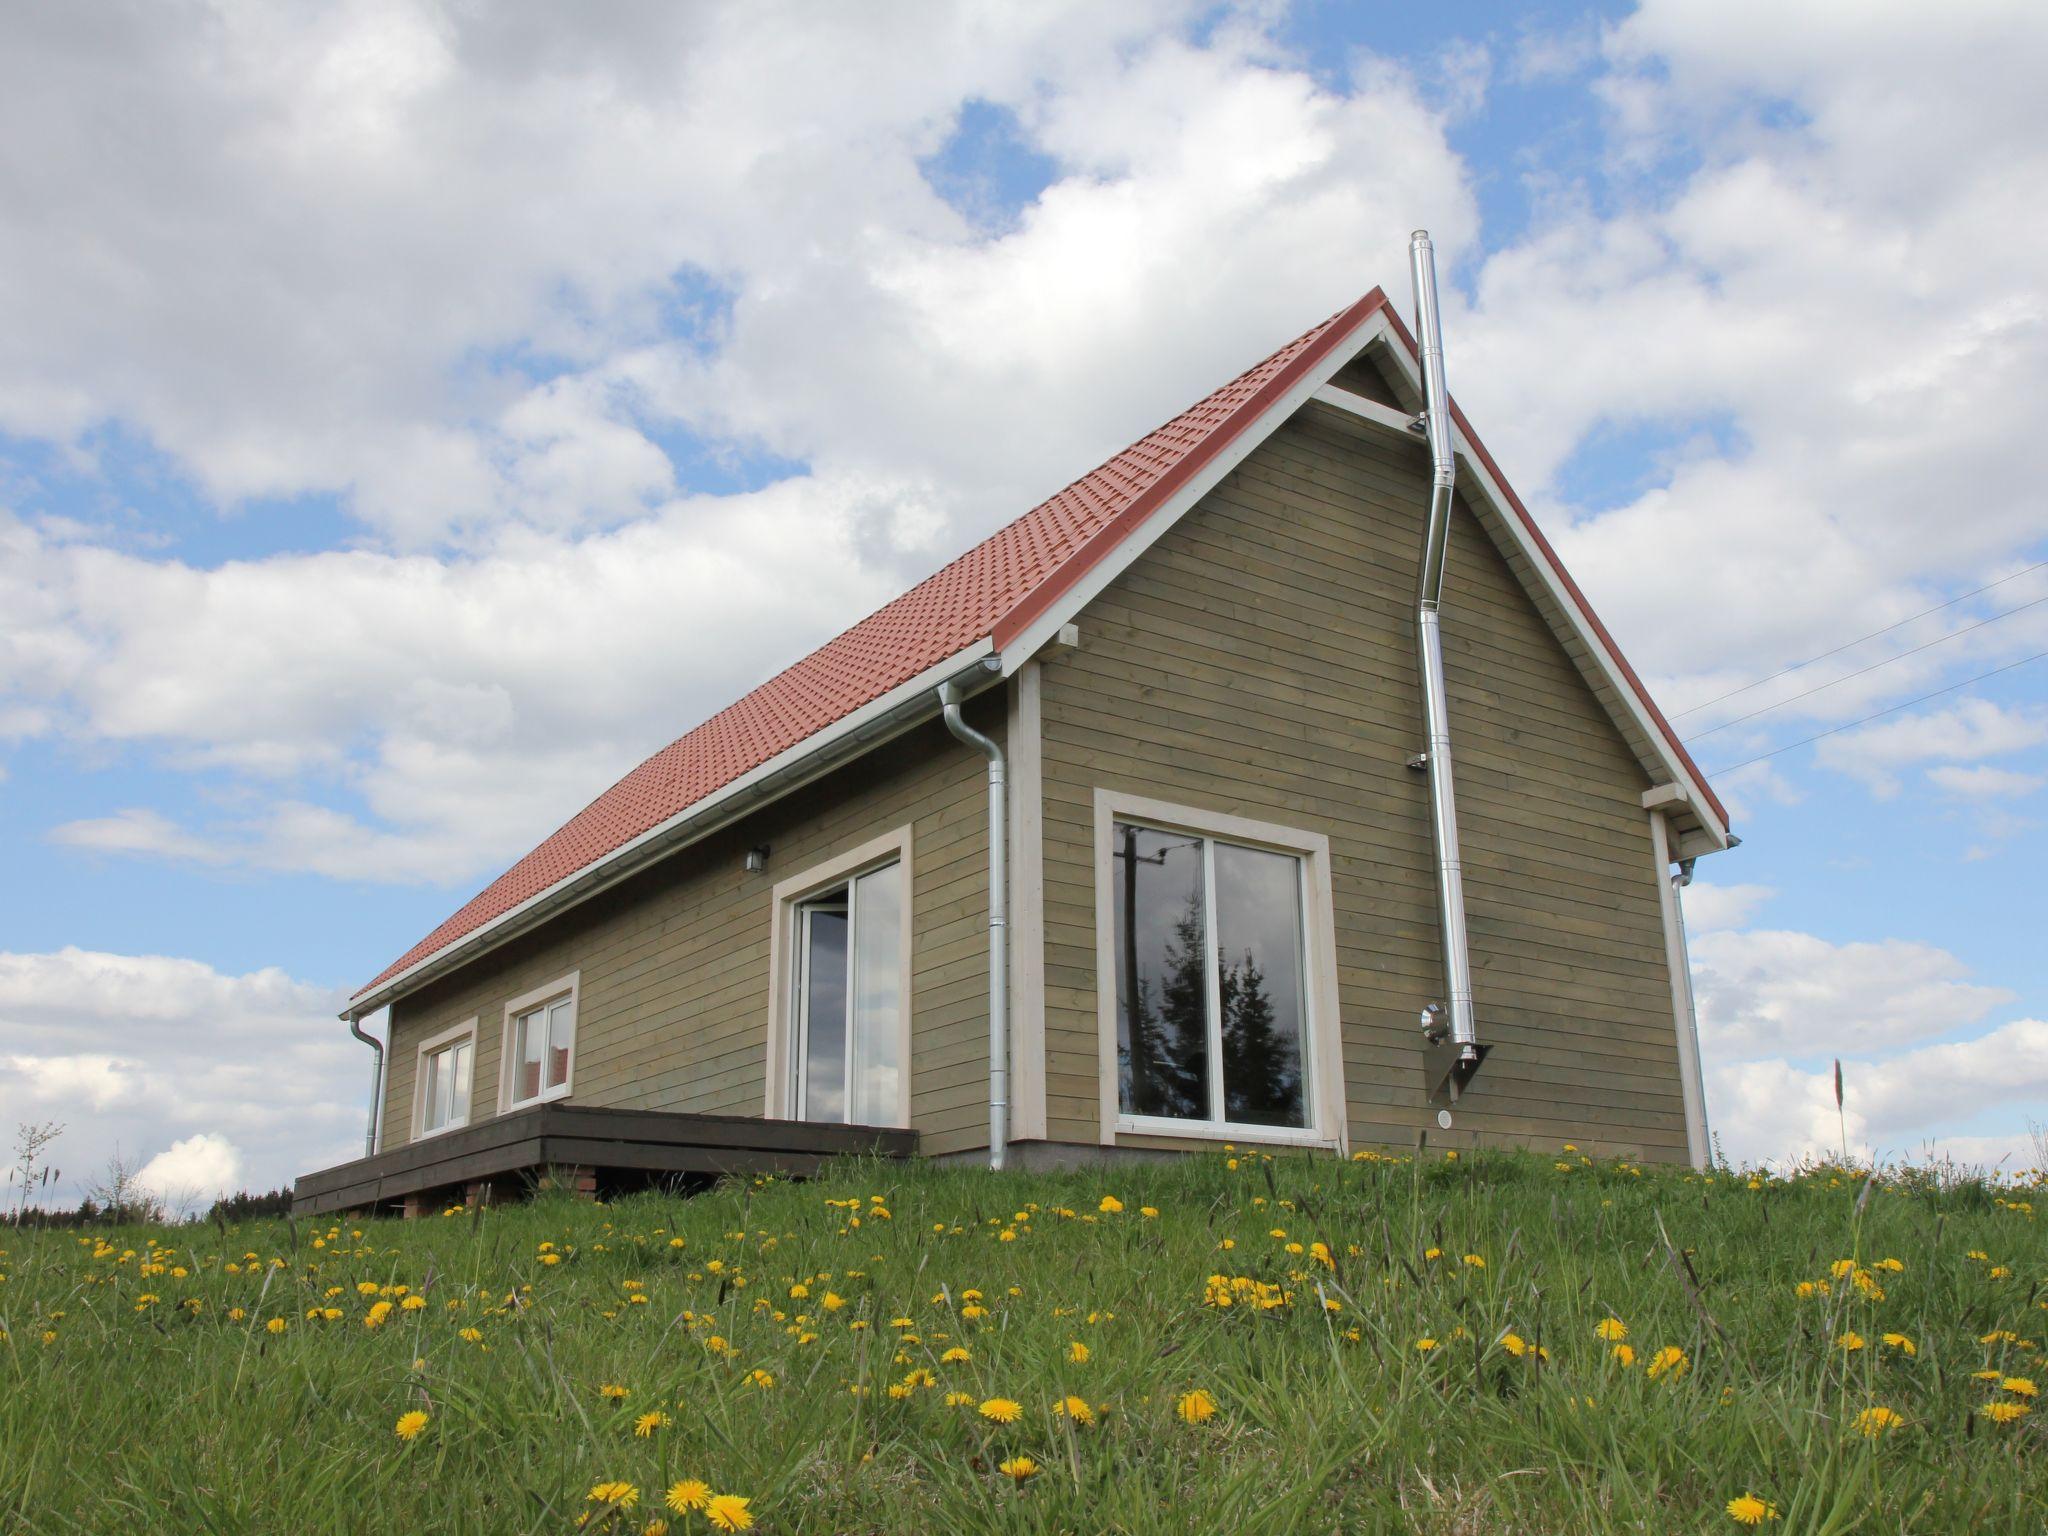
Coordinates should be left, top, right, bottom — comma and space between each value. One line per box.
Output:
294, 238, 1731, 1217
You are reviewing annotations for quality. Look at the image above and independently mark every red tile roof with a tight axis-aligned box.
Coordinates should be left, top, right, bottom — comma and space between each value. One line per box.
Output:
355, 290, 1393, 999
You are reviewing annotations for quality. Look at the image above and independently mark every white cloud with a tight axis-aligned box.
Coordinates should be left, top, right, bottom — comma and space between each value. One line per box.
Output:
137, 1133, 244, 1211
1679, 880, 1772, 934
1692, 927, 2011, 1058
0, 948, 363, 1205
1707, 1018, 2048, 1170
1813, 699, 2048, 796
1925, 764, 2045, 800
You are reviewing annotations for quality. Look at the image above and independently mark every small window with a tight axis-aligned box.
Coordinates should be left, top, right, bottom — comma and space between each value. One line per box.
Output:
414, 1025, 475, 1138
790, 859, 904, 1125
1112, 821, 1311, 1132
503, 976, 577, 1108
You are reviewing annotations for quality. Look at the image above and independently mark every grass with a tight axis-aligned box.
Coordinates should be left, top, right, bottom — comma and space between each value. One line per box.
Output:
1, 1146, 2042, 1534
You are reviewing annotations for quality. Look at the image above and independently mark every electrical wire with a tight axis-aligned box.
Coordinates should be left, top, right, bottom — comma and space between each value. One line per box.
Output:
1671, 558, 2048, 718
1683, 591, 2048, 741
1707, 648, 2048, 775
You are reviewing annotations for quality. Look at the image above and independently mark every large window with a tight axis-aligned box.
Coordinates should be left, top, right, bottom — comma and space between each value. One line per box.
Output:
414, 1023, 475, 1138
1112, 822, 1311, 1130
1094, 792, 1342, 1147
503, 974, 578, 1109
791, 860, 904, 1124
766, 829, 913, 1129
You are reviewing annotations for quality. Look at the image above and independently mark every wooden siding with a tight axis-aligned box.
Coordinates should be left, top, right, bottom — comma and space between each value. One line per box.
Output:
380, 699, 1000, 1159
1037, 399, 1686, 1160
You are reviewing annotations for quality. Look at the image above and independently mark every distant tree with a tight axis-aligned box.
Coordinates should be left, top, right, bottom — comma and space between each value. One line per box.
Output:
1220, 953, 1300, 1125
85, 1149, 165, 1226
208, 1188, 294, 1223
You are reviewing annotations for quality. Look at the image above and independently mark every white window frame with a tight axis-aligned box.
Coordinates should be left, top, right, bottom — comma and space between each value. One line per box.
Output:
411, 1018, 478, 1141
763, 826, 914, 1129
499, 971, 580, 1110
1093, 788, 1346, 1152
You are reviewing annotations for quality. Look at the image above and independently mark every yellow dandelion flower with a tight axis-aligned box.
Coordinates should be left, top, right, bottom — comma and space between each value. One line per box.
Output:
1854, 1406, 1903, 1437
1501, 1333, 1530, 1358
1595, 1318, 1628, 1342
1067, 1340, 1090, 1364
1979, 1401, 2029, 1425
998, 1455, 1039, 1482
1647, 1345, 1689, 1381
265, 1317, 287, 1335
1725, 1493, 1778, 1525
588, 1482, 640, 1510
1414, 1336, 1438, 1352
1612, 1343, 1637, 1368
393, 1410, 429, 1441
1880, 1332, 1916, 1356
748, 1369, 775, 1389
1176, 1389, 1218, 1425
2001, 1377, 2037, 1398
943, 1391, 974, 1407
979, 1397, 1023, 1425
1836, 1331, 1866, 1353
1099, 1196, 1124, 1213
634, 1411, 670, 1437
821, 1292, 845, 1312
1461, 1254, 1485, 1269
704, 1493, 753, 1531
599, 1383, 628, 1401
401, 1294, 427, 1311
941, 1346, 971, 1363
665, 1480, 711, 1514
1140, 1206, 1160, 1219
1053, 1394, 1095, 1426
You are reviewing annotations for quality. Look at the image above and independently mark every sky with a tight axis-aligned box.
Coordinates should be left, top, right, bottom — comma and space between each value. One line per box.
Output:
3, 0, 2045, 1208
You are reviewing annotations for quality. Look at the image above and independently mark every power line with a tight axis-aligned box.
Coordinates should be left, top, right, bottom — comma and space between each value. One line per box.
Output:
1707, 648, 2048, 776
1671, 558, 2048, 719
1683, 590, 2048, 741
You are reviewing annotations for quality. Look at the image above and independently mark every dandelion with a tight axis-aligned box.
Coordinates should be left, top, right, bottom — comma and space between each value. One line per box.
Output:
588, 1482, 640, 1510
1854, 1406, 1903, 1437
394, 1410, 429, 1441
1836, 1331, 1866, 1353
265, 1317, 287, 1335
998, 1455, 1039, 1482
1612, 1343, 1637, 1368
364, 1301, 394, 1329
748, 1369, 775, 1389
1979, 1401, 2029, 1425
599, 1383, 628, 1402
1099, 1196, 1124, 1214
1176, 1389, 1218, 1424
665, 1481, 712, 1514
943, 1391, 974, 1407
2001, 1377, 2037, 1398
1595, 1318, 1628, 1342
1067, 1340, 1090, 1364
1461, 1254, 1486, 1269
941, 1346, 971, 1364
704, 1493, 753, 1531
1880, 1333, 1916, 1356
1415, 1337, 1439, 1352
979, 1397, 1023, 1425
634, 1411, 671, 1437
1725, 1493, 1779, 1525
1053, 1394, 1095, 1426
1647, 1345, 1689, 1381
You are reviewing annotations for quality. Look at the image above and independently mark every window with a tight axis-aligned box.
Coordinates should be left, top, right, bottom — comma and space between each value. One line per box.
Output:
413, 1022, 475, 1139
766, 828, 912, 1128
502, 974, 578, 1108
1094, 791, 1344, 1147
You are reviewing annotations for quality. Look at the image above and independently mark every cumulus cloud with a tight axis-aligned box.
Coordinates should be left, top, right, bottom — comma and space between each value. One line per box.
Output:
1927, 764, 2045, 800
0, 948, 364, 1205
1692, 927, 2012, 1058
1679, 881, 1772, 934
1813, 699, 2048, 797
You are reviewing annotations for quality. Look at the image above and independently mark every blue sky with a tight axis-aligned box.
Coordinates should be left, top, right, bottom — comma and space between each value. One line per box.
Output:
3, 1, 2044, 1201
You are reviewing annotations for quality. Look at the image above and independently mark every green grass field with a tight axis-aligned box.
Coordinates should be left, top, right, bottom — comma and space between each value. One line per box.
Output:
2, 1146, 2042, 1534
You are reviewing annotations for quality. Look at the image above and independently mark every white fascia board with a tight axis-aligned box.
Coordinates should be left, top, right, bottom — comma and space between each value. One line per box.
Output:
345, 636, 996, 1018
999, 308, 1398, 673
1310, 375, 1730, 851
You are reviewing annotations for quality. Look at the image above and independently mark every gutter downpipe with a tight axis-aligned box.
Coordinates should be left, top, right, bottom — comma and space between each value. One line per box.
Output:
348, 1012, 385, 1158
939, 668, 1009, 1171
1649, 811, 1713, 1169
1409, 229, 1482, 1088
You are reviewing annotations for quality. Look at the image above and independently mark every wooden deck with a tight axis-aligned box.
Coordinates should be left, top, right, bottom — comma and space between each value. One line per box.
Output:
292, 1104, 918, 1216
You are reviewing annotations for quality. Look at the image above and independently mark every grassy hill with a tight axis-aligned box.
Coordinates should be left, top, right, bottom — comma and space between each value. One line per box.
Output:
2, 1146, 2042, 1533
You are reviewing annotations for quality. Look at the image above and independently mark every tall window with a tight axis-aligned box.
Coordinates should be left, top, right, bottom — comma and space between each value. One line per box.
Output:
508, 988, 575, 1107
791, 860, 904, 1125
1112, 822, 1311, 1130
417, 1032, 473, 1137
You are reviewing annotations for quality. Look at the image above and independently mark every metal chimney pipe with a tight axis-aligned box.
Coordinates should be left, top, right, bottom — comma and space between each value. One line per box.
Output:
1408, 230, 1480, 1068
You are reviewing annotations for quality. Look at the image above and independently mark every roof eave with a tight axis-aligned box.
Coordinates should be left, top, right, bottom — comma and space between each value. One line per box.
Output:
343, 638, 999, 1020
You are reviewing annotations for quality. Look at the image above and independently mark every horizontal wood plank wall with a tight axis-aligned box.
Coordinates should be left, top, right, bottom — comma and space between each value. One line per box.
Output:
1036, 399, 1686, 1161
381, 700, 1000, 1159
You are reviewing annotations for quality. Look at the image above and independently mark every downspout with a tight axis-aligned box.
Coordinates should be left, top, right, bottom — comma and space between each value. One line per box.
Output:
938, 671, 1008, 1171
1408, 229, 1485, 1099
348, 1011, 385, 1158
1649, 811, 1713, 1169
